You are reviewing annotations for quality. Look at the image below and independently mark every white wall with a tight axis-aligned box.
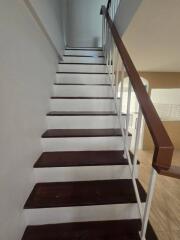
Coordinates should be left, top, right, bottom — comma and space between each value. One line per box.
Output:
0, 1, 58, 239
30, 0, 67, 56
114, 0, 142, 36
66, 0, 107, 48
122, 0, 180, 71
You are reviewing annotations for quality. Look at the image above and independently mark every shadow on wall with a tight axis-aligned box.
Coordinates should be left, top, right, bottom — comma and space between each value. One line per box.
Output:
25, 0, 67, 57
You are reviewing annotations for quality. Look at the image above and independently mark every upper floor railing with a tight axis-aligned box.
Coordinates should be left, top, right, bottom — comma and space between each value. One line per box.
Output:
101, 2, 180, 239
107, 0, 120, 20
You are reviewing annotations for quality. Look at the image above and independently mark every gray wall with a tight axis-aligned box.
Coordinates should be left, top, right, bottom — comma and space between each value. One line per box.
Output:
30, 0, 67, 56
66, 0, 107, 48
0, 0, 58, 239
114, 0, 142, 36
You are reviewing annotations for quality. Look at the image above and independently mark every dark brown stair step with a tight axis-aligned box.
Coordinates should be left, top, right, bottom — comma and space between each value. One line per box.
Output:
41, 129, 131, 138
22, 220, 158, 240
59, 62, 106, 65
54, 83, 111, 86
24, 179, 146, 209
47, 111, 117, 116
65, 48, 103, 51
63, 54, 104, 57
56, 72, 108, 74
34, 151, 138, 168
51, 96, 114, 99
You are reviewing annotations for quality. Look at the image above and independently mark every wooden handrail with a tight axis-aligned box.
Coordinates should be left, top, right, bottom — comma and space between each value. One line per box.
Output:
101, 6, 177, 176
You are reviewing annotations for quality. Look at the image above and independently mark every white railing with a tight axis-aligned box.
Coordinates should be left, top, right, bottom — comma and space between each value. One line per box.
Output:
107, 0, 121, 20
102, 4, 158, 240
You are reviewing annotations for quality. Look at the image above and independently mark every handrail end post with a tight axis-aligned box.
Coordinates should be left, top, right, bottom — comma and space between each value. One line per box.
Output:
152, 145, 174, 172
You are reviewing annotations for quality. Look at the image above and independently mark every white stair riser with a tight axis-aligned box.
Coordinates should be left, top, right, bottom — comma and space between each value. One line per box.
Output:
47, 116, 125, 129
64, 50, 104, 56
58, 64, 107, 73
62, 56, 105, 64
34, 165, 138, 182
42, 137, 131, 152
53, 85, 113, 97
56, 73, 109, 84
50, 99, 116, 111
24, 203, 144, 225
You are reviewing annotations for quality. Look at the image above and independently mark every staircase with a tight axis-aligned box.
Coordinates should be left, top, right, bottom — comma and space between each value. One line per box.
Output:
22, 48, 157, 239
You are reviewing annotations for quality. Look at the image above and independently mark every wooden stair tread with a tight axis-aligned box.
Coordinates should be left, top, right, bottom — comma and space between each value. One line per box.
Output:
22, 220, 158, 240
65, 48, 103, 51
63, 54, 104, 57
34, 151, 138, 168
54, 83, 111, 86
24, 179, 146, 209
59, 62, 106, 65
22, 220, 140, 240
51, 96, 114, 99
41, 129, 131, 138
56, 72, 108, 74
47, 111, 117, 116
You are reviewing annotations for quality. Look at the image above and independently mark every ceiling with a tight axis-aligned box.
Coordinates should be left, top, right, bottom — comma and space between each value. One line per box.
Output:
122, 0, 180, 72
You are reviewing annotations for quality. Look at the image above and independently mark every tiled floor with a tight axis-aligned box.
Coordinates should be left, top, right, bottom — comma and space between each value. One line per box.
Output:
138, 150, 180, 240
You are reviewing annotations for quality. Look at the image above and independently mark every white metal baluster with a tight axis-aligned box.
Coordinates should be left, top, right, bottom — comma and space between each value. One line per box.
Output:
110, 2, 112, 18
118, 65, 144, 220
117, 0, 119, 9
102, 15, 105, 50
104, 19, 106, 60
109, 43, 112, 83
113, 62, 127, 138
110, 33, 114, 80
114, 0, 118, 17
114, 0, 117, 19
117, 0, 120, 9
115, 0, 118, 19
106, 19, 110, 61
108, 42, 118, 115
116, 67, 131, 164
132, 177, 144, 220
112, 42, 118, 101
131, 105, 144, 219
106, 27, 110, 66
112, 0, 115, 20
124, 81, 144, 218
102, 17, 104, 49
105, 20, 109, 62
113, 63, 142, 222
141, 168, 157, 240
118, 64, 127, 146
132, 107, 143, 177
119, 64, 125, 116
106, 25, 110, 78
114, 47, 119, 100
131, 113, 144, 217
106, 42, 110, 70
124, 87, 144, 219
111, 41, 116, 94
111, 2, 113, 19
124, 80, 133, 171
